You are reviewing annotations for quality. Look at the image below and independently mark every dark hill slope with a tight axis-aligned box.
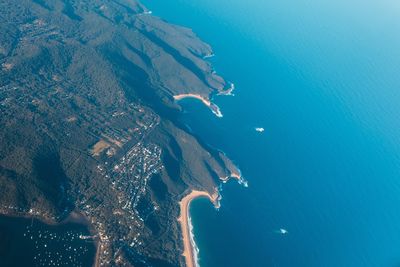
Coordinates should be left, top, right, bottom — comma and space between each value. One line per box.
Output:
0, 0, 238, 266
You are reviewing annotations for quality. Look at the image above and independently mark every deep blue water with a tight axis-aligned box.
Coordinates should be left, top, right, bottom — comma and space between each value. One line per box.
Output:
143, 0, 400, 266
0, 215, 96, 266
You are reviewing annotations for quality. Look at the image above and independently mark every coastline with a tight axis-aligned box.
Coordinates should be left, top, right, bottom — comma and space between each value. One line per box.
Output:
218, 158, 248, 187
1, 0, 243, 266
220, 169, 242, 182
173, 94, 211, 107
178, 190, 219, 267
0, 209, 91, 227
173, 94, 223, 118
218, 82, 235, 96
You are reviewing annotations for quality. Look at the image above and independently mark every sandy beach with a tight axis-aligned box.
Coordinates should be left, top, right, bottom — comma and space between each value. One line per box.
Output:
229, 170, 242, 181
219, 167, 242, 182
173, 94, 212, 107
178, 190, 218, 267
173, 94, 223, 118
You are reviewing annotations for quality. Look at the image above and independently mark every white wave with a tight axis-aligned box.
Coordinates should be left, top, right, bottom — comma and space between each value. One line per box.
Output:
210, 103, 223, 118
239, 178, 249, 187
215, 189, 222, 210
218, 82, 236, 96
188, 215, 201, 267
203, 53, 215, 59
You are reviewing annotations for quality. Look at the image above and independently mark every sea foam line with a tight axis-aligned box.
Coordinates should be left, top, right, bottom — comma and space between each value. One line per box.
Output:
188, 215, 200, 267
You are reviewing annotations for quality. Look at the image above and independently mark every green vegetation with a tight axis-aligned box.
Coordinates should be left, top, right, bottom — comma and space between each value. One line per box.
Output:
0, 0, 238, 265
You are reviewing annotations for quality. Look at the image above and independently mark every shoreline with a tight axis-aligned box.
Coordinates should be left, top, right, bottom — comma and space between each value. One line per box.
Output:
220, 169, 242, 182
219, 161, 249, 187
0, 209, 91, 227
178, 190, 219, 267
218, 82, 235, 96
173, 94, 212, 107
173, 94, 223, 118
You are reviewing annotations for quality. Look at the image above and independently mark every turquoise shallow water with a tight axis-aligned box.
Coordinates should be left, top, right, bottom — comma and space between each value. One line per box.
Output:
143, 0, 400, 266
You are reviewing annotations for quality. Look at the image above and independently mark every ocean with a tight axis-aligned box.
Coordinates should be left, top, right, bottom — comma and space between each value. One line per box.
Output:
142, 0, 400, 266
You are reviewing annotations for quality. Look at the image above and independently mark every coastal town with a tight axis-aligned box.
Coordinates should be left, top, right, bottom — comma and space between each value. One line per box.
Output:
0, 84, 166, 265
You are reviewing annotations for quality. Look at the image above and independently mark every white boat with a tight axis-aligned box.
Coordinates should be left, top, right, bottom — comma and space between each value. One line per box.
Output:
279, 228, 288, 234
255, 127, 265, 132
